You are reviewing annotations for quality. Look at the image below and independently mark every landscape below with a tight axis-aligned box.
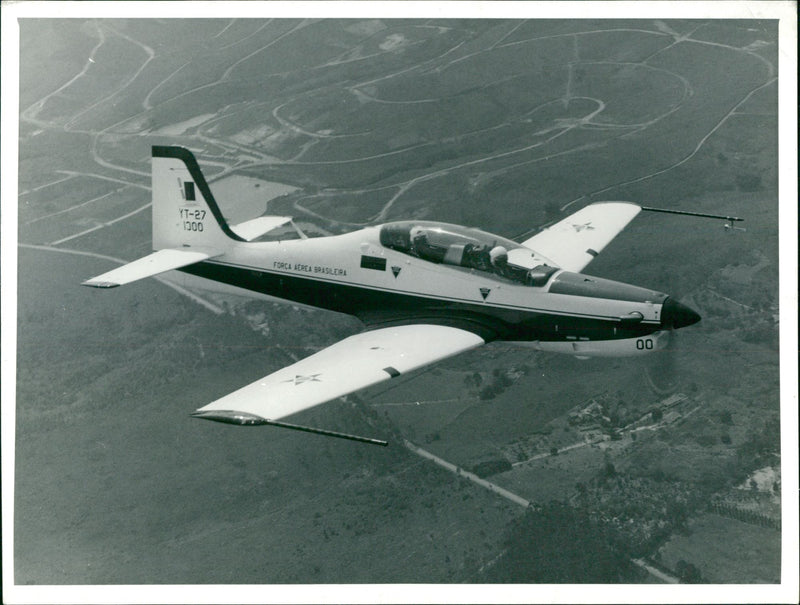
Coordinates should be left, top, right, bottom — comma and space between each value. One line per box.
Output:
15, 18, 780, 584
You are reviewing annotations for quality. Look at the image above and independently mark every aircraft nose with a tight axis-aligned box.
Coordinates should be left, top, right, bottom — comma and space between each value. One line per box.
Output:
661, 297, 701, 329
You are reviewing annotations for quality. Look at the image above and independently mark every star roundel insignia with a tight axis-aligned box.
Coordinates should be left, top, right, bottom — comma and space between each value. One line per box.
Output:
571, 221, 595, 232
282, 373, 322, 385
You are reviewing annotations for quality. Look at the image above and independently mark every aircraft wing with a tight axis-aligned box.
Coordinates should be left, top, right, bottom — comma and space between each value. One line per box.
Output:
192, 324, 485, 442
82, 248, 220, 288
520, 202, 641, 272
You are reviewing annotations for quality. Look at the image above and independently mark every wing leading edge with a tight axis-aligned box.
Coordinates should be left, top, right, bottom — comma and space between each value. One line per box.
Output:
192, 325, 485, 440
521, 202, 641, 273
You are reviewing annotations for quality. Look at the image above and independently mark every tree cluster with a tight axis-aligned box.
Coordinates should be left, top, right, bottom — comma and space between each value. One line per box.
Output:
483, 501, 637, 583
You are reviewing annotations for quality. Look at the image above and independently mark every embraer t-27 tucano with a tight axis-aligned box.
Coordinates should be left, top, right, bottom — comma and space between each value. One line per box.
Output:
84, 146, 738, 445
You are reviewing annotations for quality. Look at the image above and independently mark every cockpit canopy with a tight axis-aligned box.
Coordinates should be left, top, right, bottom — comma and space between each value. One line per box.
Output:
379, 221, 558, 287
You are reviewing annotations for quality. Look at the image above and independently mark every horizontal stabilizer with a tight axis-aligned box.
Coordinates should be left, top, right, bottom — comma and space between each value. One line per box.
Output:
229, 216, 298, 241
82, 248, 220, 288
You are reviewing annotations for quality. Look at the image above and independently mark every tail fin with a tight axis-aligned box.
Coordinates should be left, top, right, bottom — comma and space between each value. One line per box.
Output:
151, 146, 244, 250
82, 146, 236, 288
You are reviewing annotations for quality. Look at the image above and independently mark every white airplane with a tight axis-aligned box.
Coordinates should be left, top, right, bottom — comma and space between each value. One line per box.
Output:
84, 146, 734, 445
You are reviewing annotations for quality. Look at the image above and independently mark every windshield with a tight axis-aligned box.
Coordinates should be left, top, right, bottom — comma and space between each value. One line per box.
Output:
379, 221, 557, 286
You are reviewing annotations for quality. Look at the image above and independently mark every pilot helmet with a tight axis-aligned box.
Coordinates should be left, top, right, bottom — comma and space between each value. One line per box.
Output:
489, 245, 508, 265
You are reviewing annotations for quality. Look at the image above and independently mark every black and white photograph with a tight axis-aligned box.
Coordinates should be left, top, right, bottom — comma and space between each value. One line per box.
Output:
2, 2, 797, 603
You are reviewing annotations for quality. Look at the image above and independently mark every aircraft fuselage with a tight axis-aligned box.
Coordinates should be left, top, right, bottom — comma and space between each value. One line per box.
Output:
178, 225, 698, 356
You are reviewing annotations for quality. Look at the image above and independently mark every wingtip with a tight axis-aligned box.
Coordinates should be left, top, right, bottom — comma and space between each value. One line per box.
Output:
82, 280, 120, 288
190, 410, 269, 426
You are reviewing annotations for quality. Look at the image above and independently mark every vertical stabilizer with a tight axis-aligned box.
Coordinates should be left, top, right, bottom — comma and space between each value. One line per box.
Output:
151, 146, 244, 250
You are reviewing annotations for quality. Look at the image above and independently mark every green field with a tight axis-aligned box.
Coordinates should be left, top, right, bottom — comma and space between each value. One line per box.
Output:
656, 513, 780, 583
14, 18, 780, 585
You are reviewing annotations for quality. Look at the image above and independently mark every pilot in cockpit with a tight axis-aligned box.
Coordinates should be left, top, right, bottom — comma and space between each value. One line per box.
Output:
411, 226, 447, 262
489, 245, 510, 276
409, 226, 427, 256
462, 242, 492, 272
490, 245, 529, 282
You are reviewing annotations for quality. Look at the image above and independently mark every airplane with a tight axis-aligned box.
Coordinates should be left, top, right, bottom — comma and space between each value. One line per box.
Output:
83, 146, 740, 446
